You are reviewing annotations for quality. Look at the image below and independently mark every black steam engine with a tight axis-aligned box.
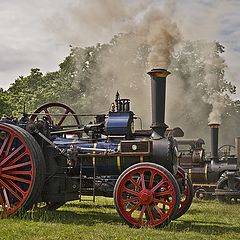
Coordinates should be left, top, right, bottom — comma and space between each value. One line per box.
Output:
177, 123, 240, 202
0, 69, 193, 227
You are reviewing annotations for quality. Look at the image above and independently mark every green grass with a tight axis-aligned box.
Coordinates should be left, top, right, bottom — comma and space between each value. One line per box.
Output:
0, 197, 239, 240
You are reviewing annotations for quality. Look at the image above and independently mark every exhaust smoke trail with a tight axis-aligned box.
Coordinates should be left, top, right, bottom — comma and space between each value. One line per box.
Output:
49, 0, 236, 145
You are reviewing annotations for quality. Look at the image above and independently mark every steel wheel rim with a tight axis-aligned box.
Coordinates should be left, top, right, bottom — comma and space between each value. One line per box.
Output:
172, 167, 193, 219
115, 165, 178, 227
0, 124, 35, 217
177, 170, 190, 205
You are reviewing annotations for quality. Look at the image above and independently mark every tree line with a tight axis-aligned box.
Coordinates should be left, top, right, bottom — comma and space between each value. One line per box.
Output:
0, 34, 239, 145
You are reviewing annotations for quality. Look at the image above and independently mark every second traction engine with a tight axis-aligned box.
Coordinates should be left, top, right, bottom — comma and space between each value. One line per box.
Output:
178, 123, 240, 201
0, 69, 193, 228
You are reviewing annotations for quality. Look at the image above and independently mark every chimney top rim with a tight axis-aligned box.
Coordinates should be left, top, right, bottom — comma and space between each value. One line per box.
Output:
147, 68, 171, 78
208, 122, 220, 127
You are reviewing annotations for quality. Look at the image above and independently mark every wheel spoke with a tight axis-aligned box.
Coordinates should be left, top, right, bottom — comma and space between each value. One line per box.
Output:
2, 161, 31, 172
44, 108, 49, 114
4, 170, 32, 176
3, 188, 11, 208
146, 205, 154, 225
0, 135, 9, 156
148, 172, 155, 189
140, 173, 146, 190
0, 145, 25, 167
0, 192, 6, 210
57, 110, 70, 126
151, 179, 164, 193
43, 108, 53, 124
128, 201, 141, 215
129, 177, 141, 190
155, 188, 173, 197
0, 179, 22, 201
5, 179, 25, 196
3, 134, 14, 157
123, 197, 139, 204
5, 150, 28, 167
138, 205, 146, 224
1, 173, 30, 184
123, 186, 140, 197
154, 204, 166, 219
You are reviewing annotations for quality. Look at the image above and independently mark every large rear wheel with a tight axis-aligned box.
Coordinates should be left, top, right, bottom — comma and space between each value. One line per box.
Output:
0, 123, 45, 217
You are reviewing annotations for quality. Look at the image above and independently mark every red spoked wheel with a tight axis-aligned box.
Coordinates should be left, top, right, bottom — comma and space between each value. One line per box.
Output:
0, 123, 45, 218
172, 166, 193, 220
113, 162, 180, 228
30, 102, 81, 127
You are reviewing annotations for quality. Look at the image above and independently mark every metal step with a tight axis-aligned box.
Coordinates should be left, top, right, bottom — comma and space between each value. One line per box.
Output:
79, 159, 96, 202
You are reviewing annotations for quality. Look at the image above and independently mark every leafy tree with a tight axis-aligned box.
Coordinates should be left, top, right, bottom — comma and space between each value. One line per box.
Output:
0, 88, 12, 116
1, 35, 239, 148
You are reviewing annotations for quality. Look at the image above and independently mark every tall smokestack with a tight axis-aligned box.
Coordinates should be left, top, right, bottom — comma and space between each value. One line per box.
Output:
208, 123, 220, 162
147, 68, 170, 138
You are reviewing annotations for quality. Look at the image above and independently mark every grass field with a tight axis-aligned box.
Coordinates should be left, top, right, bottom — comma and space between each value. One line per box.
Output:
0, 197, 239, 240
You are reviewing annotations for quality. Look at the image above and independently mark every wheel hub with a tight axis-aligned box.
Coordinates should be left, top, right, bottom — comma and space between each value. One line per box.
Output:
199, 193, 204, 198
139, 190, 153, 204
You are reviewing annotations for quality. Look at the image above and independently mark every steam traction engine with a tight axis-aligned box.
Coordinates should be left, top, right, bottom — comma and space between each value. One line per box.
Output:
177, 123, 240, 202
0, 69, 193, 227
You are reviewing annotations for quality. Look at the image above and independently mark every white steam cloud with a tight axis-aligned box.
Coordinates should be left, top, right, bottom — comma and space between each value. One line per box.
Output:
202, 44, 229, 124
173, 0, 237, 125
49, 0, 237, 144
206, 92, 228, 124
50, 0, 181, 128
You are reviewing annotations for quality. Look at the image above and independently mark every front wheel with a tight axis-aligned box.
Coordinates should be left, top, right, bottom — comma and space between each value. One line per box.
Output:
113, 162, 180, 228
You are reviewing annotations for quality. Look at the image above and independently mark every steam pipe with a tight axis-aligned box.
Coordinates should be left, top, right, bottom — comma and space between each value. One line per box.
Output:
147, 69, 170, 138
208, 123, 220, 162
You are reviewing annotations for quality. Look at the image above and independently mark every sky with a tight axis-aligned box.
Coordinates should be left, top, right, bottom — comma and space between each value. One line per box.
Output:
0, 0, 239, 96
